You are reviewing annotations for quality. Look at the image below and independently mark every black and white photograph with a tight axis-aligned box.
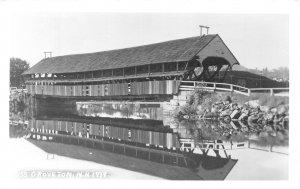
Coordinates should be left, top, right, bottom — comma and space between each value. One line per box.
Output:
2, 0, 300, 187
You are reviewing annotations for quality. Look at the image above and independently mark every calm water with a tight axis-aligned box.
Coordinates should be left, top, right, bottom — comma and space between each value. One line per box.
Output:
9, 96, 289, 180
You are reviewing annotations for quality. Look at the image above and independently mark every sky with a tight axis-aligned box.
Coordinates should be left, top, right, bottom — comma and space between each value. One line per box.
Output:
9, 13, 289, 69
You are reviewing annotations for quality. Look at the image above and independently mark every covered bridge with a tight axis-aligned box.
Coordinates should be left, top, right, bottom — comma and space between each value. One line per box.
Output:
23, 34, 239, 98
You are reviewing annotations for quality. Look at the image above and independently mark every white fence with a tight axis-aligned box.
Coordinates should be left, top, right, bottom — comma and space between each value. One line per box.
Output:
179, 139, 248, 151
179, 81, 289, 96
179, 138, 288, 155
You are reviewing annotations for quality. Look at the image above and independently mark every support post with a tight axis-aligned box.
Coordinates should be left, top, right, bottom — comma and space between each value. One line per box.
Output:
135, 142, 138, 157
221, 145, 229, 159
270, 89, 274, 96
221, 64, 230, 82
184, 61, 189, 71
102, 138, 104, 149
248, 89, 251, 96
183, 157, 188, 167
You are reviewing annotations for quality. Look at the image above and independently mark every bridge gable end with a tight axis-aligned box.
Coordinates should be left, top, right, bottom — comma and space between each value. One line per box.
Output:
197, 35, 239, 68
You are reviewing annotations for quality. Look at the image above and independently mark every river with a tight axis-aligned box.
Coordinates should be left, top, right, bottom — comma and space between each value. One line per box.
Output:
8, 94, 288, 180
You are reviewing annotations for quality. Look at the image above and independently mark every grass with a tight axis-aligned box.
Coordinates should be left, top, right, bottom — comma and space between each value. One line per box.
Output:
250, 94, 289, 108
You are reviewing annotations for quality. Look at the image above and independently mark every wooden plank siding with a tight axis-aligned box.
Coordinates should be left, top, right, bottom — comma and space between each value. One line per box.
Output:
26, 80, 180, 96
29, 120, 181, 148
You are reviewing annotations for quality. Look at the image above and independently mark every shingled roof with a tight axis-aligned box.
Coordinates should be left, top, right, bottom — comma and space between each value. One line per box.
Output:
24, 34, 218, 75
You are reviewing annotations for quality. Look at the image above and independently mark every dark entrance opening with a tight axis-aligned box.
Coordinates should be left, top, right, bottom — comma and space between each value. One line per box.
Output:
183, 57, 231, 82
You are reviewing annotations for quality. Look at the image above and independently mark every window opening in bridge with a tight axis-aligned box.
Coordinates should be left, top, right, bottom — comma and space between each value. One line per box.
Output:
86, 72, 93, 79
113, 68, 123, 76
137, 65, 149, 74
164, 62, 177, 72
150, 64, 163, 73
125, 67, 135, 76
103, 70, 113, 77
93, 70, 102, 78
77, 73, 84, 79
68, 73, 76, 79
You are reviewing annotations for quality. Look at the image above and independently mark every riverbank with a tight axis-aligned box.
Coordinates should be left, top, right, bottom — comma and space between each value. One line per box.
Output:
174, 90, 289, 146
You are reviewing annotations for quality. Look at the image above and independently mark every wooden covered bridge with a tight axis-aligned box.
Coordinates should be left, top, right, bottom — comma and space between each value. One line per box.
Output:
23, 34, 239, 99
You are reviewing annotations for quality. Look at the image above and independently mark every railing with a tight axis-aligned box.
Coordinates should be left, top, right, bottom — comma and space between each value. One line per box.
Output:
180, 139, 288, 155
247, 140, 288, 155
9, 120, 29, 125
180, 139, 247, 151
10, 88, 28, 94
248, 88, 289, 96
179, 81, 289, 96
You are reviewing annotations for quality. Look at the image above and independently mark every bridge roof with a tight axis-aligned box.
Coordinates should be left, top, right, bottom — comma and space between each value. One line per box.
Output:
24, 34, 219, 75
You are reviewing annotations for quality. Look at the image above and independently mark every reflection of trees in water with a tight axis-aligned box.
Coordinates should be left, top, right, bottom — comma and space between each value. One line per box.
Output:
197, 121, 226, 141
9, 93, 33, 121
120, 104, 135, 118
78, 106, 88, 116
77, 103, 158, 119
176, 120, 207, 142
9, 124, 29, 138
9, 93, 32, 138
102, 104, 117, 115
77, 104, 118, 116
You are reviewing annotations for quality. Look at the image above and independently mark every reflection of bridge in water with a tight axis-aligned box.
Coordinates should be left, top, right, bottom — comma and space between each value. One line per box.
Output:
26, 118, 237, 180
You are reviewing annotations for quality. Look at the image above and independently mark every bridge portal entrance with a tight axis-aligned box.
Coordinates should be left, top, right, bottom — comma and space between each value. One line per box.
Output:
183, 57, 231, 82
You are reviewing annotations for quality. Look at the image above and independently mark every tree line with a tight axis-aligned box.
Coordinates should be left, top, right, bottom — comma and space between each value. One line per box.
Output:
248, 67, 289, 82
10, 58, 30, 88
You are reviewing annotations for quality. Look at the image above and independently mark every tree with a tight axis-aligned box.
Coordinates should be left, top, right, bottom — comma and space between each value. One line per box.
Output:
262, 67, 268, 75
10, 58, 30, 88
